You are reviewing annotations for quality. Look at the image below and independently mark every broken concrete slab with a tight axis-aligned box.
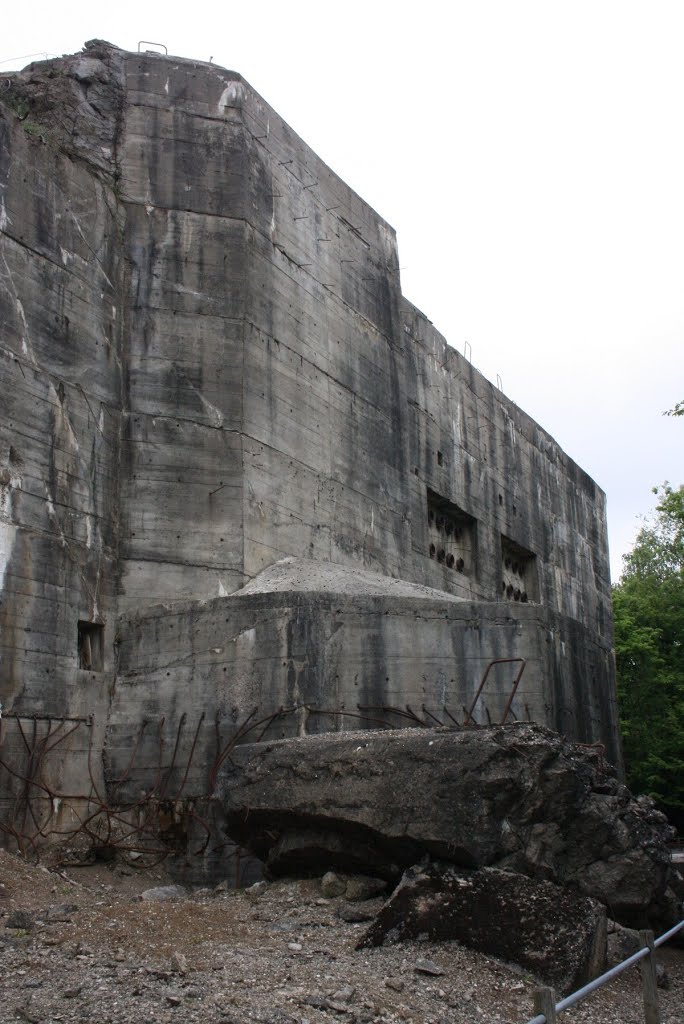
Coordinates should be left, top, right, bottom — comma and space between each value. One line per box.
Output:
218, 723, 678, 927
359, 863, 607, 996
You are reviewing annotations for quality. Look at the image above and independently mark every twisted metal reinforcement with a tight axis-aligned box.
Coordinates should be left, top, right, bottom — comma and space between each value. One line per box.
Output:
0, 677, 530, 870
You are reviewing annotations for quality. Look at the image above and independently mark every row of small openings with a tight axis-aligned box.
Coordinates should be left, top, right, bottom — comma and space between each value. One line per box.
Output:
427, 509, 467, 539
501, 536, 539, 603
426, 489, 476, 576
429, 545, 465, 571
504, 556, 527, 578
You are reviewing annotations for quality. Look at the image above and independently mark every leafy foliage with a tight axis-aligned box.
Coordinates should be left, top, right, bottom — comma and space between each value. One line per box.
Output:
613, 484, 684, 828
664, 400, 684, 417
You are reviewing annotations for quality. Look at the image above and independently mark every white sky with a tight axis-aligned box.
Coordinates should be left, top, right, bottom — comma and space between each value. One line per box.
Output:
3, 1, 682, 581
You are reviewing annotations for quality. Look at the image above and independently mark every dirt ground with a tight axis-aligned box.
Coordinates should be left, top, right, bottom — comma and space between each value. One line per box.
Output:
0, 849, 681, 1024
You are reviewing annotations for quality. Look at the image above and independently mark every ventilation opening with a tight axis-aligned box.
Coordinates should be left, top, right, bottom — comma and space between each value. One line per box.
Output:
78, 621, 104, 671
427, 489, 477, 577
501, 537, 539, 604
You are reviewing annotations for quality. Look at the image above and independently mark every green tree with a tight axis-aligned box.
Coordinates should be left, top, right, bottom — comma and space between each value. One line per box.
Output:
613, 484, 684, 828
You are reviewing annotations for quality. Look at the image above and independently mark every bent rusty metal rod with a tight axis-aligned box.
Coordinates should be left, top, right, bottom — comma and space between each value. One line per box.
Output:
109, 720, 149, 802
209, 707, 258, 789
0, 719, 183, 859
209, 707, 292, 790
30, 721, 87, 840
443, 706, 461, 727
15, 717, 51, 839
254, 708, 289, 743
143, 716, 167, 802
421, 705, 446, 727
186, 806, 213, 857
357, 704, 426, 726
310, 707, 396, 730
158, 712, 187, 800
463, 657, 526, 726
405, 704, 431, 727
3, 695, 484, 865
175, 712, 206, 799
40, 720, 82, 757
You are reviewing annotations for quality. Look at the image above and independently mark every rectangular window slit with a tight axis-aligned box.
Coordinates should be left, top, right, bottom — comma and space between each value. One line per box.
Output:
78, 621, 104, 671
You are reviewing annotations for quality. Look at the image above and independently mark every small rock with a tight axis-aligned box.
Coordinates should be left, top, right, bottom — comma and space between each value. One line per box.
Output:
288, 942, 303, 951
414, 959, 444, 976
271, 920, 298, 933
321, 872, 347, 898
607, 922, 641, 965
166, 994, 182, 1006
14, 1006, 41, 1023
303, 993, 329, 1009
326, 1000, 352, 1013
170, 951, 188, 974
656, 963, 670, 990
338, 904, 377, 923
331, 984, 355, 1003
384, 978, 404, 993
46, 903, 79, 923
141, 885, 187, 902
246, 880, 269, 897
63, 984, 82, 998
6, 910, 35, 931
345, 877, 387, 902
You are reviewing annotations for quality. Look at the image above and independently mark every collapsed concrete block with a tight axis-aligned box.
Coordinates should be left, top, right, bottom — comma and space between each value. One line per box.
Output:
359, 863, 607, 996
218, 723, 677, 927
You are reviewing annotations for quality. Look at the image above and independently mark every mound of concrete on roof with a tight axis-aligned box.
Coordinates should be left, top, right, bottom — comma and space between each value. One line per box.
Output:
236, 557, 467, 601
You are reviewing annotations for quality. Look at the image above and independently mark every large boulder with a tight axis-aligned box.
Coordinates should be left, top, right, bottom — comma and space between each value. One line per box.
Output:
217, 723, 680, 928
359, 862, 607, 995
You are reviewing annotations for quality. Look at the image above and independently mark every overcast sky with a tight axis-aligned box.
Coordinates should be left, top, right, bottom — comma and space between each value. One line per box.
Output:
3, 1, 682, 581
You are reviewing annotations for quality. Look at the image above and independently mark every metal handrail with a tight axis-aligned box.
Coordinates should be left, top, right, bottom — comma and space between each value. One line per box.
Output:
137, 41, 168, 55
525, 919, 684, 1024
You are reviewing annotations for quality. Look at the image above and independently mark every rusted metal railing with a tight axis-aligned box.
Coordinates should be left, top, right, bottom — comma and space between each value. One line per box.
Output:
463, 657, 526, 726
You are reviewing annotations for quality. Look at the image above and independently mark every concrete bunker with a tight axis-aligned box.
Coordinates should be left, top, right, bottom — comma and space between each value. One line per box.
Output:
0, 41, 619, 878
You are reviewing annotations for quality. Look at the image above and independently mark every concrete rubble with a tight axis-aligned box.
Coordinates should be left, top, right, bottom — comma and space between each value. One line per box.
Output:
218, 723, 682, 930
358, 863, 608, 996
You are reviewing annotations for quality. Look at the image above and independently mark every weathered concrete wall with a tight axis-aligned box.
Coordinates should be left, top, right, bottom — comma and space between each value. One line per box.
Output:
0, 46, 125, 710
106, 558, 618, 805
114, 50, 410, 605
0, 43, 127, 835
403, 301, 612, 632
0, 41, 619, 864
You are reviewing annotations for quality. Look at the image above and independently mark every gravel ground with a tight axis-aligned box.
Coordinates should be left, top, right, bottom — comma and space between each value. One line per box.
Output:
0, 850, 681, 1024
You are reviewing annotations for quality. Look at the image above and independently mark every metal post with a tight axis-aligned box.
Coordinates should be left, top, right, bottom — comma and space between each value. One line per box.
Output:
638, 930, 660, 1024
533, 986, 557, 1023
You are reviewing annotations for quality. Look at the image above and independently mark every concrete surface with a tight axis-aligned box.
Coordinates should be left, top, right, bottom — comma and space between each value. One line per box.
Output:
0, 41, 619, 872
